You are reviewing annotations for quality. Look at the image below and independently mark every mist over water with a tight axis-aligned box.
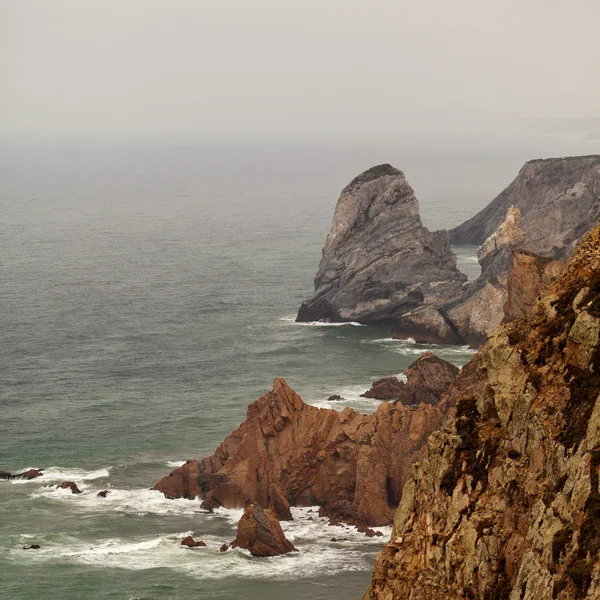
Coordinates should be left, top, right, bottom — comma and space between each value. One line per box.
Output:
1, 136, 599, 599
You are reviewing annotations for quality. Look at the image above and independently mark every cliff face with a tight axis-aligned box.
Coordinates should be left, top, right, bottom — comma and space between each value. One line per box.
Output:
450, 155, 600, 252
363, 221, 600, 600
154, 371, 459, 527
296, 164, 466, 324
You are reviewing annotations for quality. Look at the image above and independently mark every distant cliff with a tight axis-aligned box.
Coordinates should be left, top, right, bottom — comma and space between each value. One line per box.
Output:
296, 164, 466, 324
363, 220, 600, 600
450, 155, 600, 253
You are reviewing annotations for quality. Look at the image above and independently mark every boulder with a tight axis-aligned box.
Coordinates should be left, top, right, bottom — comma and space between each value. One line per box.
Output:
154, 377, 455, 527
96, 489, 110, 498
231, 504, 296, 557
361, 377, 404, 400
23, 545, 41, 550
361, 352, 459, 407
219, 543, 229, 552
58, 481, 82, 494
327, 394, 345, 401
180, 536, 206, 548
297, 164, 466, 324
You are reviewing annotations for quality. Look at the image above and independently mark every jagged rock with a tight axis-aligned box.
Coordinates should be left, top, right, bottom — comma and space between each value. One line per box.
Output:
327, 394, 345, 401
361, 352, 459, 407
1, 468, 43, 481
362, 220, 600, 600
296, 164, 466, 324
97, 489, 110, 498
231, 504, 296, 557
361, 377, 404, 400
154, 376, 454, 527
180, 536, 206, 548
503, 250, 564, 321
58, 481, 81, 494
267, 483, 293, 521
219, 543, 229, 552
450, 155, 600, 250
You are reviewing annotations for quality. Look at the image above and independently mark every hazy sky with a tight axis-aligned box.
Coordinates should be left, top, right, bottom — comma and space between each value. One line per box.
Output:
1, 0, 599, 142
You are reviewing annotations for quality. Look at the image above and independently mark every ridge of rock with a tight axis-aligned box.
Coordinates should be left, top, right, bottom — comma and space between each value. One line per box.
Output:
363, 219, 600, 600
153, 369, 462, 527
296, 164, 466, 324
450, 155, 600, 252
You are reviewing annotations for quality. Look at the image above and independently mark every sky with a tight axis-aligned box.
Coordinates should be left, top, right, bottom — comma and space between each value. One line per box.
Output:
1, 0, 599, 142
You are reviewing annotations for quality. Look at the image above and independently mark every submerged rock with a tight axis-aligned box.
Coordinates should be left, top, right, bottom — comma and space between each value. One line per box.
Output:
231, 504, 296, 557
22, 544, 41, 550
154, 372, 457, 527
362, 220, 600, 600
327, 394, 345, 401
296, 164, 466, 324
1, 468, 43, 480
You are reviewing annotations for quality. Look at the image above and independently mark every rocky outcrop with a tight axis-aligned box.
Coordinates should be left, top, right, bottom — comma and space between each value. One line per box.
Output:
180, 536, 206, 548
296, 164, 466, 324
154, 375, 456, 527
361, 352, 459, 407
450, 155, 600, 251
0, 468, 43, 480
361, 377, 405, 400
363, 220, 600, 600
504, 250, 565, 322
58, 481, 82, 494
231, 504, 296, 557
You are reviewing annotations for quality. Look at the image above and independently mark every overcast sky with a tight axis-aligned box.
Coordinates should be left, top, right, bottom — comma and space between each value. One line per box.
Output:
1, 0, 599, 142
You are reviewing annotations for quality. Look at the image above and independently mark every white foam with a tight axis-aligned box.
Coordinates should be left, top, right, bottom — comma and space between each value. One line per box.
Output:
31, 486, 208, 516
166, 460, 187, 468
10, 466, 110, 485
369, 337, 416, 344
279, 316, 364, 327
16, 507, 389, 581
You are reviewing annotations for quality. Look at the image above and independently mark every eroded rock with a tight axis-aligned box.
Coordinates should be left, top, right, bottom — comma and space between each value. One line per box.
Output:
231, 504, 296, 557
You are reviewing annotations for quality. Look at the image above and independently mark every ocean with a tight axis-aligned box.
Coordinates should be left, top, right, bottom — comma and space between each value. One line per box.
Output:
2, 135, 598, 599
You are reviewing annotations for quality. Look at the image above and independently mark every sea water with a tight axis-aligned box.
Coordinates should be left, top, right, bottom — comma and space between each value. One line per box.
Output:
1, 136, 597, 599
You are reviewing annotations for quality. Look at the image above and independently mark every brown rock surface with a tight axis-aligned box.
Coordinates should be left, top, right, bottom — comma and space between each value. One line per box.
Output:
58, 481, 82, 494
231, 504, 296, 557
361, 352, 459, 407
180, 536, 206, 548
362, 220, 600, 600
361, 376, 405, 400
154, 375, 456, 527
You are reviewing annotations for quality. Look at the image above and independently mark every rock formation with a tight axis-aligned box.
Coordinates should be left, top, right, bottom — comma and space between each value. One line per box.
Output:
180, 536, 206, 548
450, 155, 600, 251
296, 164, 466, 324
154, 373, 458, 527
58, 481, 82, 494
361, 352, 459, 407
363, 220, 600, 600
231, 504, 296, 557
0, 468, 43, 480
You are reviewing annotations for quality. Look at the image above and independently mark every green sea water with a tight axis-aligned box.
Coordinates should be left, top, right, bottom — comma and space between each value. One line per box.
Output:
2, 138, 597, 599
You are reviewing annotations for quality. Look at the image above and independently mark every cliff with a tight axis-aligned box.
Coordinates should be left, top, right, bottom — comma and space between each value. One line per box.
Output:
154, 364, 460, 527
450, 155, 600, 253
363, 220, 600, 599
395, 156, 600, 346
296, 164, 466, 324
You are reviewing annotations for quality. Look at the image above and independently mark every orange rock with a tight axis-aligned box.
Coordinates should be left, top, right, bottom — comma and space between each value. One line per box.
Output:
154, 375, 454, 527
180, 536, 206, 548
231, 504, 296, 557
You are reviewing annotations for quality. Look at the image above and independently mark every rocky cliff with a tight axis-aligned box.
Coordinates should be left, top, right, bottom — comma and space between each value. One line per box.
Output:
296, 164, 466, 324
154, 366, 460, 527
363, 220, 600, 599
450, 155, 600, 252
395, 156, 600, 346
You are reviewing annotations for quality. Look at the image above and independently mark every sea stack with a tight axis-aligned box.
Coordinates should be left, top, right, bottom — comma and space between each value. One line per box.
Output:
296, 164, 467, 324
